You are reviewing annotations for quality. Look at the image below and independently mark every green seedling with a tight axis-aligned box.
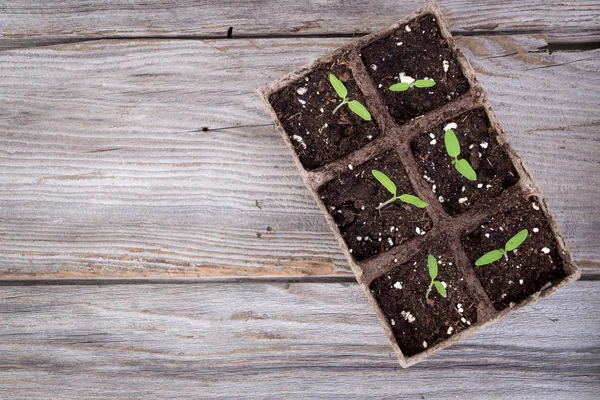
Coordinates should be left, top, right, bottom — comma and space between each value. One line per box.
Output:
389, 77, 436, 92
426, 254, 447, 300
372, 169, 428, 210
475, 229, 529, 266
329, 74, 372, 121
444, 126, 477, 181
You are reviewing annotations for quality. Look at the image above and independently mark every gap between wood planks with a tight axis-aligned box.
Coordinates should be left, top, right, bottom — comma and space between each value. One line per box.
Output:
0, 269, 598, 286
3, 28, 600, 53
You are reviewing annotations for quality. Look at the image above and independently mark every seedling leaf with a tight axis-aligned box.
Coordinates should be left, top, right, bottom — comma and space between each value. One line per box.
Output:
389, 82, 410, 92
348, 100, 372, 121
399, 194, 428, 208
475, 249, 504, 266
433, 281, 447, 297
444, 129, 461, 158
505, 229, 528, 252
414, 79, 436, 88
329, 74, 347, 99
427, 254, 438, 280
371, 170, 396, 196
454, 158, 477, 181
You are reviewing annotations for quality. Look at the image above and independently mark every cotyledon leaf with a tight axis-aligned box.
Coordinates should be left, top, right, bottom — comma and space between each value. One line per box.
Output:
371, 170, 397, 196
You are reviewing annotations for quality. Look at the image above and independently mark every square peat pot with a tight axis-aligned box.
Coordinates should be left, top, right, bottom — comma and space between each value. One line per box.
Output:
257, 3, 580, 367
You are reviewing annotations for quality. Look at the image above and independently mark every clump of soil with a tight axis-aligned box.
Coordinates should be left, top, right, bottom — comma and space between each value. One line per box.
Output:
319, 150, 432, 261
462, 198, 567, 310
269, 58, 380, 170
411, 108, 519, 216
360, 14, 469, 125
369, 237, 478, 357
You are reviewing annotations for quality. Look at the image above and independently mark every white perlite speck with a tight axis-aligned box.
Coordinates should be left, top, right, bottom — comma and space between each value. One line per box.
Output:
532, 203, 540, 210
519, 279, 524, 285
423, 341, 428, 348
401, 310, 416, 323
400, 75, 415, 85
405, 25, 411, 32
393, 281, 403, 289
480, 141, 488, 149
356, 236, 362, 241
443, 60, 449, 72
396, 42, 403, 46
429, 133, 435, 139
533, 228, 539, 233
447, 326, 454, 335
477, 183, 483, 188
432, 184, 437, 193
415, 227, 421, 235
541, 247, 550, 254
438, 196, 445, 203
387, 238, 394, 247
430, 139, 437, 145
320, 107, 324, 113
298, 99, 306, 105
348, 164, 353, 170
292, 135, 307, 149
390, 319, 395, 326
296, 87, 307, 95
371, 64, 377, 71
458, 197, 468, 204
444, 122, 457, 131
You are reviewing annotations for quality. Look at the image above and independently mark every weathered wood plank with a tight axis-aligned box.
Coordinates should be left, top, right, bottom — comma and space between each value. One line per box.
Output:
1, 0, 599, 49
0, 281, 597, 398
0, 36, 598, 278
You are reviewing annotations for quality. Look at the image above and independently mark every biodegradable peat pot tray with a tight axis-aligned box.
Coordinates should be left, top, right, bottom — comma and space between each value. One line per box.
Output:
257, 3, 580, 367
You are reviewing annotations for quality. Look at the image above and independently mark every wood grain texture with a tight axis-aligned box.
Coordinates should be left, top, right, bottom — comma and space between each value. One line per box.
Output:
0, 36, 598, 279
1, 0, 599, 49
0, 281, 598, 399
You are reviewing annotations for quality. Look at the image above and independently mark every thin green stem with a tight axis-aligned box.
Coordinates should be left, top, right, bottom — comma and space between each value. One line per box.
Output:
377, 196, 397, 210
332, 98, 348, 114
425, 279, 434, 300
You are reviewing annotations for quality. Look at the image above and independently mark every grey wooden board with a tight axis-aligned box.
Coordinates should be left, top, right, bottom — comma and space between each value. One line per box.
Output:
1, 0, 600, 50
0, 281, 598, 399
1, 35, 599, 279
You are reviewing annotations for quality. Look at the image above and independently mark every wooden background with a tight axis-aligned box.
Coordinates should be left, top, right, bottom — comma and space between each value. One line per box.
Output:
1, 0, 599, 397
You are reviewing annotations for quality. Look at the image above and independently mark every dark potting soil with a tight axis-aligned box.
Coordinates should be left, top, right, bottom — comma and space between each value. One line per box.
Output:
319, 150, 432, 261
461, 199, 567, 310
411, 108, 519, 216
360, 14, 469, 126
269, 59, 380, 170
369, 237, 478, 357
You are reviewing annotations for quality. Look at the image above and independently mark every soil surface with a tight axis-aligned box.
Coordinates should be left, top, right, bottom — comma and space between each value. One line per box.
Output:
411, 108, 519, 216
360, 14, 469, 125
319, 150, 432, 261
462, 198, 567, 310
269, 58, 380, 170
369, 237, 478, 357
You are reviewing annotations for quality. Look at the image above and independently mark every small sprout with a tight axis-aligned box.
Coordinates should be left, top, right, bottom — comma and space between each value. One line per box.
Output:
389, 78, 436, 92
475, 229, 529, 266
426, 254, 447, 299
372, 170, 428, 210
329, 74, 372, 121
444, 128, 477, 181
